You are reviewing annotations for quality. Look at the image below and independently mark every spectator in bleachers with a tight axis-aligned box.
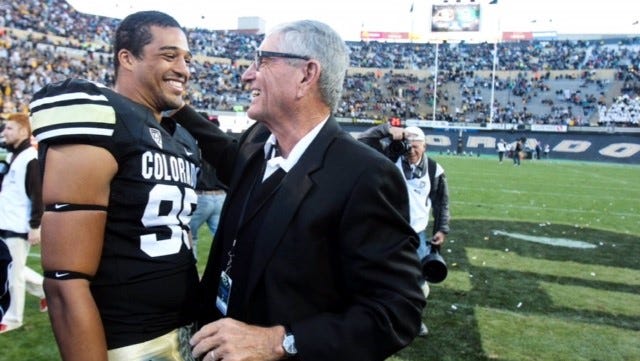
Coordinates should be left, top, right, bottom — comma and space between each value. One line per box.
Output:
1, 0, 639, 125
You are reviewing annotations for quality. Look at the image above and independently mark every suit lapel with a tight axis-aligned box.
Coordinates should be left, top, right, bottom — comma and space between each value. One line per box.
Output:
219, 125, 268, 254
244, 119, 341, 299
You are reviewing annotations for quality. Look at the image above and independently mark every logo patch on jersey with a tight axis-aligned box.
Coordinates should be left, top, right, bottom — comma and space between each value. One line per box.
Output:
149, 128, 163, 149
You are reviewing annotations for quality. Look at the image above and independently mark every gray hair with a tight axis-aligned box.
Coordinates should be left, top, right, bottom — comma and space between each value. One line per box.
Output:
268, 20, 349, 112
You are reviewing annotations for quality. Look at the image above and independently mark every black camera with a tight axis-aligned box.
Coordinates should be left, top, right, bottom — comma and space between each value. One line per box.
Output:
421, 247, 448, 283
386, 139, 411, 159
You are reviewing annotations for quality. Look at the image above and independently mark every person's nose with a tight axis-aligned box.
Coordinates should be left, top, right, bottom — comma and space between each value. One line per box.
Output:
241, 62, 257, 83
174, 56, 191, 80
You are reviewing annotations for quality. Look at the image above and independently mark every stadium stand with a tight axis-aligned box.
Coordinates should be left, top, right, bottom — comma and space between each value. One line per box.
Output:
1, 0, 639, 127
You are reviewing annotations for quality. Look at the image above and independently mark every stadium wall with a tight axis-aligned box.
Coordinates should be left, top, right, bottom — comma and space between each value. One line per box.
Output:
212, 111, 639, 164
341, 124, 640, 164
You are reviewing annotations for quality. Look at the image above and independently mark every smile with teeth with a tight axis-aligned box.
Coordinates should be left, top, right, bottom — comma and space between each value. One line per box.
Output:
251, 90, 261, 98
167, 80, 184, 92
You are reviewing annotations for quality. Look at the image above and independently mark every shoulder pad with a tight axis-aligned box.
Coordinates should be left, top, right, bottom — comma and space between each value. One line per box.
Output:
30, 79, 115, 145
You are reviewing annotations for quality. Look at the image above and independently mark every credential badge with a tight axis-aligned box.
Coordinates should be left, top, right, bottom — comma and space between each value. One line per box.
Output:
149, 128, 163, 148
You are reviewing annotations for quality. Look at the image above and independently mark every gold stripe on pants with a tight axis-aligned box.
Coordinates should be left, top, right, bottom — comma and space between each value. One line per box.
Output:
107, 326, 195, 361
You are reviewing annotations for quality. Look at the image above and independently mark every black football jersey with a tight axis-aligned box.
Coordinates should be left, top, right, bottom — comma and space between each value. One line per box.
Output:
30, 79, 201, 348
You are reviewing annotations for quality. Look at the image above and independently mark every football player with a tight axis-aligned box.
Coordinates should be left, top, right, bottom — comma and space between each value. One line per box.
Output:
30, 11, 200, 361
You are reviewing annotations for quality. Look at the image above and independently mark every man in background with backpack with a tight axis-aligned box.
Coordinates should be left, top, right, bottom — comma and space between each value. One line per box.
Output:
358, 123, 450, 337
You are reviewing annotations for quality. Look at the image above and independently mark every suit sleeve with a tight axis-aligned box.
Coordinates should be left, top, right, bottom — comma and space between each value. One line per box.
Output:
292, 158, 426, 361
356, 123, 402, 163
356, 123, 390, 151
171, 105, 239, 186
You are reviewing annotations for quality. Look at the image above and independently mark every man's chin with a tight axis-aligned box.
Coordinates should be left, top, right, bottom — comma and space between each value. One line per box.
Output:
246, 107, 259, 121
162, 100, 185, 113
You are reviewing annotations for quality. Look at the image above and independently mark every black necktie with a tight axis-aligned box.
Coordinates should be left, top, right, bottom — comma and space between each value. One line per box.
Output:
248, 142, 287, 212
248, 168, 285, 211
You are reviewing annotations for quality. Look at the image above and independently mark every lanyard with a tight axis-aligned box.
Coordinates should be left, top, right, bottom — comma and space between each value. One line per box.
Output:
223, 144, 281, 274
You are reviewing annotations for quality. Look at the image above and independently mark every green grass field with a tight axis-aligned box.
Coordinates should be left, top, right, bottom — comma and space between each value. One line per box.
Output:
2, 155, 639, 360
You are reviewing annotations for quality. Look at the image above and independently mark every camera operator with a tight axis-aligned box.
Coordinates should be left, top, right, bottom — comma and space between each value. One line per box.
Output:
358, 123, 450, 336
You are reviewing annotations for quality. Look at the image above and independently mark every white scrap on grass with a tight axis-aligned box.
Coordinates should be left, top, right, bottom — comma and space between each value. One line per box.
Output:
517, 302, 523, 308
492, 230, 597, 249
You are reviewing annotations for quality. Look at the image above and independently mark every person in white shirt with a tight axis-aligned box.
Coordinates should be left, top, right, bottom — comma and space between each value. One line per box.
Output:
358, 124, 451, 337
0, 113, 46, 333
496, 138, 507, 163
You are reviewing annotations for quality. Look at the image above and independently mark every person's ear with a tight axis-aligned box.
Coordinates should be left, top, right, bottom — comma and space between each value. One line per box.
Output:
20, 125, 29, 138
300, 60, 320, 86
297, 60, 321, 98
117, 49, 136, 72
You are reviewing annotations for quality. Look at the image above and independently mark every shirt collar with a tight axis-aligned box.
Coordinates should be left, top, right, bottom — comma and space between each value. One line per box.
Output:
402, 154, 425, 179
263, 117, 329, 174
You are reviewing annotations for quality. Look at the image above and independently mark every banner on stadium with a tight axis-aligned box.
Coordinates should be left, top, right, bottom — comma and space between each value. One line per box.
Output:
486, 123, 523, 131
360, 31, 410, 41
405, 119, 450, 129
502, 32, 534, 41
531, 124, 568, 133
532, 31, 559, 40
337, 117, 386, 126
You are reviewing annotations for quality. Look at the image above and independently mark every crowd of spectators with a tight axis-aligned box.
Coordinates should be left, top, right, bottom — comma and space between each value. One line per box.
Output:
1, 0, 639, 126
598, 94, 640, 126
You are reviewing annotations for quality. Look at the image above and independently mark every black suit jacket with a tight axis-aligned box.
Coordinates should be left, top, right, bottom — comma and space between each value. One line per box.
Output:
174, 106, 425, 361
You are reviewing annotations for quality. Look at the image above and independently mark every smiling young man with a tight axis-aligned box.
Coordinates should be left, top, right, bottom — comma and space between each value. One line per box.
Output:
29, 11, 200, 361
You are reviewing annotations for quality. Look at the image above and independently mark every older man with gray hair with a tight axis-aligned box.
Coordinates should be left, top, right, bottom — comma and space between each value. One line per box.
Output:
177, 20, 426, 361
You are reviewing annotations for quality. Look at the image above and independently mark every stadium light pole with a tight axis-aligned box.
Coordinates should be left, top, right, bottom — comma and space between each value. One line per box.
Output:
488, 0, 500, 124
432, 41, 439, 122
489, 41, 498, 124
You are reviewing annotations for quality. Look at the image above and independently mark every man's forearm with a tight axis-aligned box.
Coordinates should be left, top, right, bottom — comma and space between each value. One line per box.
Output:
356, 123, 391, 141
46, 281, 108, 361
